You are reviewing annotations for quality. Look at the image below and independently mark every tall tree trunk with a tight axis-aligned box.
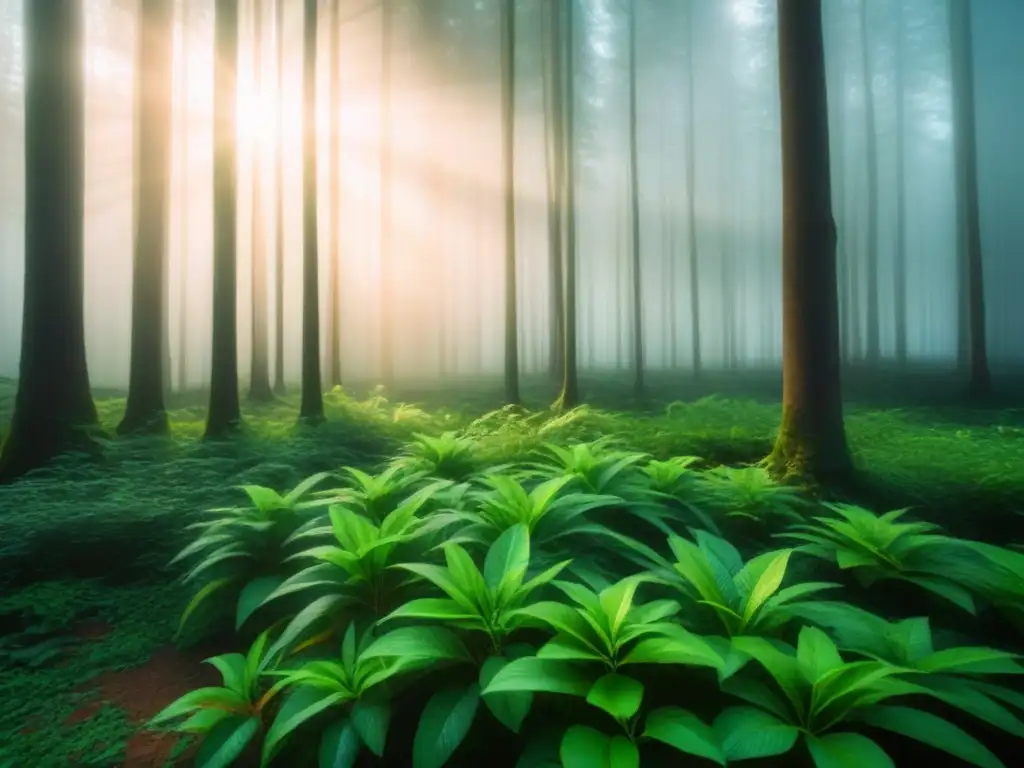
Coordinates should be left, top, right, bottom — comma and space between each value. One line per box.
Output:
121, 0, 174, 435
300, 0, 324, 423
249, 0, 274, 401
769, 0, 853, 483
0, 1, 98, 482
206, 0, 242, 438
949, 0, 991, 398
893, 0, 908, 365
273, 0, 287, 394
831, 22, 850, 364
542, 0, 565, 382
555, 0, 579, 410
177, 0, 190, 392
858, 0, 880, 364
627, 0, 644, 397
379, 0, 395, 389
683, 0, 701, 378
501, 0, 520, 404
326, 0, 343, 387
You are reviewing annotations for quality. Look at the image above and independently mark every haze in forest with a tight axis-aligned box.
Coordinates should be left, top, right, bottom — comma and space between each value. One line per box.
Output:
0, 0, 1022, 392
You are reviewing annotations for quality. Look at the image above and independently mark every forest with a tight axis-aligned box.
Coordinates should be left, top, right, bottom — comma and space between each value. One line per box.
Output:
0, 0, 1023, 766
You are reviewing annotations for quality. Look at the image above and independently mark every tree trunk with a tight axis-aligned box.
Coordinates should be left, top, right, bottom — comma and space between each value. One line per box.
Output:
501, 0, 520, 404
542, 0, 565, 382
379, 0, 395, 390
0, 1, 98, 482
949, 0, 991, 398
300, 0, 324, 423
683, 0, 701, 378
205, 0, 242, 439
769, 0, 853, 484
627, 0, 644, 397
555, 0, 579, 411
273, 0, 287, 395
249, 0, 274, 402
858, 0, 880, 364
121, 0, 174, 435
893, 0, 908, 365
326, 0, 343, 387
177, 0, 190, 393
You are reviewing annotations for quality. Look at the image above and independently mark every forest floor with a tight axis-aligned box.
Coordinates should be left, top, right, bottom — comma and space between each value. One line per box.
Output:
0, 368, 1022, 767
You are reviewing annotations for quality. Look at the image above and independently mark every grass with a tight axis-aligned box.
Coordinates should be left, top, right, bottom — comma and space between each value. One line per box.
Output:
0, 369, 1022, 767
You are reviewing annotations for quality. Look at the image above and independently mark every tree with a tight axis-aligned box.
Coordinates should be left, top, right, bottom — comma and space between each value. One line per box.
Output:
325, 0, 343, 388
273, 0, 287, 395
948, 0, 991, 398
299, 0, 325, 423
120, 0, 174, 435
379, 0, 395, 390
205, 0, 243, 438
502, 0, 520, 405
0, 1, 98, 482
683, 0, 701, 378
249, 0, 274, 402
768, 0, 853, 483
542, 0, 566, 383
554, 0, 579, 411
893, 0, 908, 365
858, 0, 880, 364
627, 0, 644, 397
176, 0, 191, 393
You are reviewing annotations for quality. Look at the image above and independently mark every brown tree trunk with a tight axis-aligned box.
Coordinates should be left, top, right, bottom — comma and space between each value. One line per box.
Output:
326, 0, 343, 387
769, 0, 853, 483
501, 0, 520, 404
893, 0, 908, 365
120, 0, 174, 435
0, 1, 98, 482
300, 0, 324, 423
379, 0, 395, 390
542, 0, 565, 382
627, 0, 644, 396
273, 0, 287, 395
177, 0, 190, 393
205, 0, 242, 438
858, 0, 880, 364
683, 0, 701, 378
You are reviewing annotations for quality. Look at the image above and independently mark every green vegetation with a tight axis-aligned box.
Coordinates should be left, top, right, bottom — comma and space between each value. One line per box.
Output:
1, 374, 1023, 766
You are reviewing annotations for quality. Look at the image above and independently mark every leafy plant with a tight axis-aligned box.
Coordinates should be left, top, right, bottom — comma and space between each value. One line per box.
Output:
781, 503, 993, 613
171, 473, 331, 636
148, 632, 278, 768
259, 622, 417, 767
388, 432, 484, 483
637, 456, 722, 535
315, 466, 428, 521
698, 465, 809, 524
716, 626, 1007, 767
531, 439, 648, 499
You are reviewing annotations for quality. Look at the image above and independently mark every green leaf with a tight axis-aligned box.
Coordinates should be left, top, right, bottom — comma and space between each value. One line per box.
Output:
598, 577, 641, 639
712, 706, 800, 761
265, 594, 351, 662
559, 726, 609, 768
916, 647, 1024, 676
536, 636, 607, 663
620, 633, 723, 671
485, 523, 530, 591
262, 688, 350, 764
195, 715, 261, 768
383, 598, 480, 624
363, 626, 472, 665
412, 684, 481, 768
806, 732, 893, 768
351, 696, 391, 757
480, 656, 533, 733
318, 716, 361, 768
608, 736, 640, 768
642, 706, 725, 765
797, 626, 844, 683
483, 656, 594, 697
740, 550, 791, 628
149, 687, 249, 726
236, 576, 284, 631
862, 705, 1006, 768
902, 575, 976, 615
205, 654, 248, 697
177, 578, 234, 638
586, 673, 644, 721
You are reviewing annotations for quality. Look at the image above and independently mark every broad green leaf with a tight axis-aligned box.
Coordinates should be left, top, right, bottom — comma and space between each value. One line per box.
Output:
443, 544, 490, 608
730, 636, 808, 719
236, 576, 284, 631
149, 687, 249, 726
177, 708, 232, 735
363, 626, 472, 664
205, 654, 248, 697
480, 655, 533, 733
586, 673, 644, 721
806, 732, 893, 768
265, 594, 350, 662
510, 602, 605, 655
862, 705, 1006, 768
598, 578, 641, 638
196, 715, 260, 768
916, 647, 1024, 676
518, 559, 574, 600
797, 626, 844, 683
412, 684, 481, 768
241, 485, 285, 513
608, 736, 640, 768
559, 726, 609, 768
318, 716, 361, 768
642, 706, 724, 765
382, 598, 480, 624
398, 562, 478, 613
262, 688, 350, 764
712, 706, 800, 761
351, 696, 391, 757
740, 550, 791, 628
620, 634, 722, 670
177, 577, 234, 638
483, 656, 594, 697
536, 636, 607, 663
485, 523, 530, 592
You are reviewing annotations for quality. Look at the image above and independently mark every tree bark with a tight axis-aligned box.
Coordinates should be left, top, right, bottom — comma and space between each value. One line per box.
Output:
627, 0, 644, 397
205, 0, 242, 438
273, 0, 287, 395
893, 0, 908, 365
177, 0, 190, 393
0, 0, 98, 482
949, 0, 991, 398
769, 0, 853, 484
300, 0, 324, 423
326, 0, 343, 387
858, 0, 880, 364
501, 0, 520, 404
120, 0, 174, 435
379, 0, 395, 390
683, 0, 701, 378
542, 0, 565, 382
249, 0, 274, 402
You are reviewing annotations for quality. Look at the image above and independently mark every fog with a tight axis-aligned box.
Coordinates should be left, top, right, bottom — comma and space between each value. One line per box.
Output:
0, 0, 1021, 390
